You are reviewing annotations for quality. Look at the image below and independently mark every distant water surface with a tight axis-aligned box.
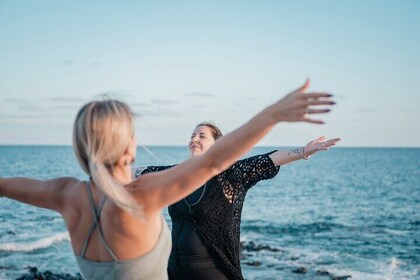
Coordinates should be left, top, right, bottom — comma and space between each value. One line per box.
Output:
0, 146, 419, 279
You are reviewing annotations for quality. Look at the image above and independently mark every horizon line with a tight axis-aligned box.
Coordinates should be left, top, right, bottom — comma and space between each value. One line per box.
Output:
0, 144, 419, 149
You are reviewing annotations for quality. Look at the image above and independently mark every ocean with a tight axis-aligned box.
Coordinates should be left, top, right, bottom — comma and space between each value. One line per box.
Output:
0, 146, 419, 280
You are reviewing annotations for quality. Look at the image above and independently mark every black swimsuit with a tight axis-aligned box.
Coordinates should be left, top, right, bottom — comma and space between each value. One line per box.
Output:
168, 186, 230, 280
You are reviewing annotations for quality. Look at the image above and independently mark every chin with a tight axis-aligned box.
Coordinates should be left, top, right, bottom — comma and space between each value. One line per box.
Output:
190, 150, 202, 157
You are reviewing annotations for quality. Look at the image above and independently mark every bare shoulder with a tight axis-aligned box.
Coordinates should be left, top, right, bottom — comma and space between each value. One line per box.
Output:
50, 177, 88, 213
59, 177, 87, 200
59, 178, 88, 233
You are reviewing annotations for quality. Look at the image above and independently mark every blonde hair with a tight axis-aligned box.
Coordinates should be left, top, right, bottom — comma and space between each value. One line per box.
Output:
73, 99, 142, 217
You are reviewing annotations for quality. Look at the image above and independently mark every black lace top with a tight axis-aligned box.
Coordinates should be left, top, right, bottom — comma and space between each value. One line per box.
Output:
135, 151, 280, 279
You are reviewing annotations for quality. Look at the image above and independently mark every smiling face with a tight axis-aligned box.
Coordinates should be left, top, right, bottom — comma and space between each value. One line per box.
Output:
188, 125, 216, 157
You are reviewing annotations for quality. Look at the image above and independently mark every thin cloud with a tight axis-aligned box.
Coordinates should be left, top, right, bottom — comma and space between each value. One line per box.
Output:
186, 108, 201, 114
137, 108, 181, 117
0, 113, 70, 120
5, 98, 24, 103
49, 97, 85, 103
17, 103, 44, 112
2, 99, 45, 112
3, 96, 86, 114
151, 99, 178, 105
130, 102, 150, 107
185, 92, 215, 98
95, 91, 122, 97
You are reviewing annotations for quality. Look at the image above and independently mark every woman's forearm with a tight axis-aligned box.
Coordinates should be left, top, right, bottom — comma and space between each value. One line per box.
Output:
269, 149, 306, 166
269, 137, 341, 166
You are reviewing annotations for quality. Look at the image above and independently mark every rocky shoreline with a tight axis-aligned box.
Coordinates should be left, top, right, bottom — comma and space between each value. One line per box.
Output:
13, 241, 353, 280
15, 267, 83, 280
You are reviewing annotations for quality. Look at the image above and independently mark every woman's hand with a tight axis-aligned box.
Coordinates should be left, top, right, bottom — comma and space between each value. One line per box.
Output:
272, 79, 335, 124
304, 137, 341, 158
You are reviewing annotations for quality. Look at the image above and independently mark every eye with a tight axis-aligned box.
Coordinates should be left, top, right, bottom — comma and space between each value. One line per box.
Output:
200, 135, 207, 139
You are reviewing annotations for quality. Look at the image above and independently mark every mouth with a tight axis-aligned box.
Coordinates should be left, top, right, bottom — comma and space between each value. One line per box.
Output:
190, 144, 201, 150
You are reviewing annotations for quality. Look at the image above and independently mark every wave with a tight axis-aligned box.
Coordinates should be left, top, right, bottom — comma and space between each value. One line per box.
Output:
0, 232, 70, 252
242, 221, 346, 236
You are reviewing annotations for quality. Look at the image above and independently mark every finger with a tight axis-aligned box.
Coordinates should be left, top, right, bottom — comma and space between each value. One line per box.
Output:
293, 79, 310, 94
310, 136, 325, 145
301, 92, 333, 99
323, 138, 341, 147
306, 109, 331, 114
303, 117, 325, 124
316, 136, 326, 142
325, 138, 341, 144
308, 137, 322, 145
303, 100, 336, 107
323, 143, 336, 148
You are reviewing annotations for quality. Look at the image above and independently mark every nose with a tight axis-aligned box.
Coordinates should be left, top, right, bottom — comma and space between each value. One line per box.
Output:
191, 135, 199, 143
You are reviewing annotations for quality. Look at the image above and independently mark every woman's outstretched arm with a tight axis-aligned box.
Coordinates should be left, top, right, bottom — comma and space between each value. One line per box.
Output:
0, 177, 75, 212
269, 136, 341, 166
130, 80, 337, 212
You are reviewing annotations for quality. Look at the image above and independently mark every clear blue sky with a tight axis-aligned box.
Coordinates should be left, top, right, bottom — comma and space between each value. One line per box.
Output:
1, 0, 419, 147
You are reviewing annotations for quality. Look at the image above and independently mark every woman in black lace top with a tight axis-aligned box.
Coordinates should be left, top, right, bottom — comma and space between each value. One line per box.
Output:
137, 121, 340, 279
135, 80, 340, 279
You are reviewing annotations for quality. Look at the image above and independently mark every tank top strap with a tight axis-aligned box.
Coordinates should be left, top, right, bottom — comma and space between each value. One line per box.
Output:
95, 197, 119, 261
80, 181, 118, 261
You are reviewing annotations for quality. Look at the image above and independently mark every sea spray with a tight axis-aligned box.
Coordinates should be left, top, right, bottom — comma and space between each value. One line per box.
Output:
0, 232, 70, 252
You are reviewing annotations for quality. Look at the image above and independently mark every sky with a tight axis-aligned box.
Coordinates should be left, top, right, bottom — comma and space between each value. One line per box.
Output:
0, 0, 419, 147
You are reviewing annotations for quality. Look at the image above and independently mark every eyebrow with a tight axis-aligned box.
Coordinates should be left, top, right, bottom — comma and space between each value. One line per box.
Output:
191, 132, 209, 137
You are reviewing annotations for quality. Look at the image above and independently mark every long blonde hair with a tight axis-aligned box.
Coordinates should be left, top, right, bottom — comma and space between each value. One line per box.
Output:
73, 99, 142, 217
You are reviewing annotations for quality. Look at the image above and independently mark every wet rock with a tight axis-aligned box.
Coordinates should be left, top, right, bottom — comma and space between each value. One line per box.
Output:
244, 260, 262, 266
240, 241, 282, 253
16, 266, 84, 280
292, 267, 308, 274
331, 276, 352, 280
316, 270, 331, 276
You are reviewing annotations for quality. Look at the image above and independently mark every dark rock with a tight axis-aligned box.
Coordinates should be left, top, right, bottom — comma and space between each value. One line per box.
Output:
240, 241, 282, 253
244, 260, 262, 266
331, 276, 352, 280
316, 270, 331, 276
16, 267, 84, 280
292, 267, 308, 274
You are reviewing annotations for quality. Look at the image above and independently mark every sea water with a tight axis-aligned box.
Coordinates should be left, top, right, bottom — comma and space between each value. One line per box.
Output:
0, 146, 419, 279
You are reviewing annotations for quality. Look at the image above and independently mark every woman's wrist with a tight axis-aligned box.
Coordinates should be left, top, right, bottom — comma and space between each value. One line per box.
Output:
300, 146, 310, 160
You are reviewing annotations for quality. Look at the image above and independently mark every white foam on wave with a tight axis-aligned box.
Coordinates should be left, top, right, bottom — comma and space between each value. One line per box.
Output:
383, 228, 408, 236
0, 232, 70, 252
385, 257, 402, 280
382, 257, 419, 280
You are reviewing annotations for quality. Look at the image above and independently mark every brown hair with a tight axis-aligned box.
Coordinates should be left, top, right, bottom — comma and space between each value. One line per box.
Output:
195, 122, 223, 140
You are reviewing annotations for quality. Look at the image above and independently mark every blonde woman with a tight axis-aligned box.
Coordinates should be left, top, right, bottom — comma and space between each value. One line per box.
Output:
0, 80, 335, 280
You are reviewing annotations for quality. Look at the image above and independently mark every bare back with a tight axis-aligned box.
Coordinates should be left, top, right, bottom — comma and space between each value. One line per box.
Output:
62, 179, 164, 262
